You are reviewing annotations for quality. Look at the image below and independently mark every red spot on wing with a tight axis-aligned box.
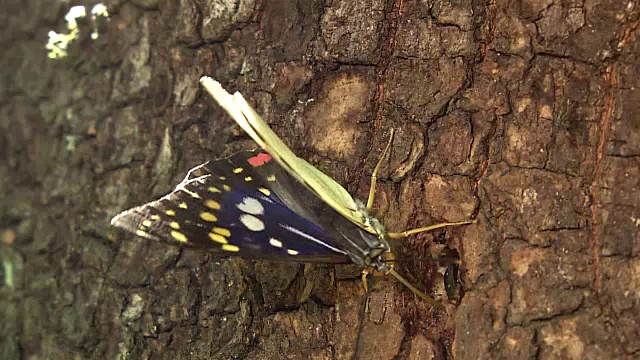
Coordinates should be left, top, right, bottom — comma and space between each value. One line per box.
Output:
248, 152, 272, 167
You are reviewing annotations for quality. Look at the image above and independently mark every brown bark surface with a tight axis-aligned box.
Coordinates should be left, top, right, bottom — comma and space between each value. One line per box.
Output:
1, 0, 639, 359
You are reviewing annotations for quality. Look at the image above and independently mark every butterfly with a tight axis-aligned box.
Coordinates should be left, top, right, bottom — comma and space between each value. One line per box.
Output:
111, 77, 474, 306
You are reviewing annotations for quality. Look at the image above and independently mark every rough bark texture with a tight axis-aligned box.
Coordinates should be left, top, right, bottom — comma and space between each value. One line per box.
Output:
1, 0, 639, 359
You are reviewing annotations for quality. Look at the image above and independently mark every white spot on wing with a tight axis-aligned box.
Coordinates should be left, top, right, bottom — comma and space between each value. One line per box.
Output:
237, 197, 264, 215
269, 238, 283, 248
240, 214, 265, 232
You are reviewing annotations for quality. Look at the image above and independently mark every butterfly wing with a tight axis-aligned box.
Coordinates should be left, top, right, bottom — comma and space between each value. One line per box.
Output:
200, 77, 374, 234
111, 149, 352, 264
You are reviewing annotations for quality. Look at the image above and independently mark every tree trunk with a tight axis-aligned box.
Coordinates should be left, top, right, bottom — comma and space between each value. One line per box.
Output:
1, 0, 638, 359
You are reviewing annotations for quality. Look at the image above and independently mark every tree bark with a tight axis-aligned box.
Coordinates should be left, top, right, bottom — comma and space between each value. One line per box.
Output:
1, 0, 639, 359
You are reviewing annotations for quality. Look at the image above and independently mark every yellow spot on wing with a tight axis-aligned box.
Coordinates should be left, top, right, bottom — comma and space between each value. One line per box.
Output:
205, 199, 221, 210
200, 212, 217, 222
287, 249, 299, 255
151, 214, 161, 220
244, 176, 252, 182
166, 210, 176, 216
267, 174, 276, 182
208, 186, 221, 193
170, 221, 180, 230
219, 176, 226, 180
233, 167, 243, 174
136, 230, 151, 238
258, 188, 271, 196
223, 184, 231, 192
141, 220, 152, 227
213, 227, 231, 237
179, 202, 188, 209
171, 230, 188, 242
208, 232, 228, 244
222, 244, 240, 252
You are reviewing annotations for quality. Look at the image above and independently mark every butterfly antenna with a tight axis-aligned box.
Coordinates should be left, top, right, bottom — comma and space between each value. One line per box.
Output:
388, 219, 476, 239
388, 268, 443, 308
352, 274, 373, 360
391, 256, 462, 264
366, 129, 395, 212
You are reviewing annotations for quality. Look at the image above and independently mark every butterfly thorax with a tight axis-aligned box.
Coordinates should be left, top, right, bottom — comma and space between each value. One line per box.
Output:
344, 201, 394, 274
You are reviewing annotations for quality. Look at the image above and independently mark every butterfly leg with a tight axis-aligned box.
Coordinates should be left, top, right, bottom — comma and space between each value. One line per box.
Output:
354, 272, 374, 359
361, 269, 370, 294
388, 219, 476, 239
360, 270, 373, 312
366, 129, 395, 212
364, 252, 443, 308
388, 269, 442, 307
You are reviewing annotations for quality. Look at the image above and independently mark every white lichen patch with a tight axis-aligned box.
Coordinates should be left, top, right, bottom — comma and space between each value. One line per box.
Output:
46, 3, 110, 59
